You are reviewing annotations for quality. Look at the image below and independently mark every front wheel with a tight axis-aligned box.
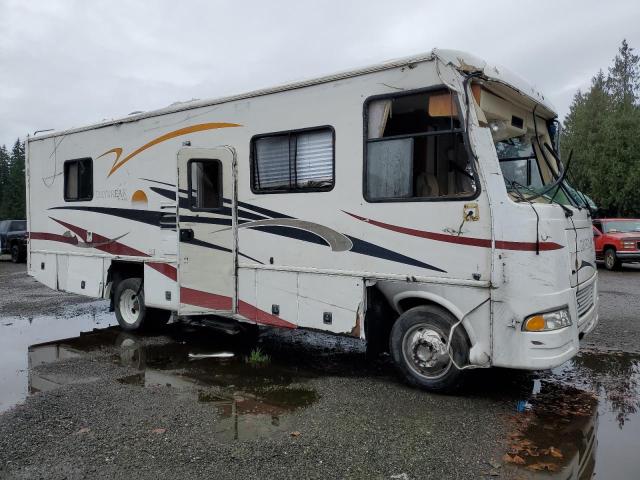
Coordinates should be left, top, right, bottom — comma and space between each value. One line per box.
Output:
389, 305, 469, 392
604, 248, 621, 271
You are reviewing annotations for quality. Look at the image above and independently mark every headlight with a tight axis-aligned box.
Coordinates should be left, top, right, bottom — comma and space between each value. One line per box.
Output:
523, 308, 572, 332
622, 241, 636, 250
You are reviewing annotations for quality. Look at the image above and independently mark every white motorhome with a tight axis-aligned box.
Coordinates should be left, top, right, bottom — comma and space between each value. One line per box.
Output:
26, 49, 598, 391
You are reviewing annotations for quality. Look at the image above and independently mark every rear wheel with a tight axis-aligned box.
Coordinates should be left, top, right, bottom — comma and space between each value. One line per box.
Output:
604, 248, 621, 271
389, 305, 468, 392
114, 278, 171, 331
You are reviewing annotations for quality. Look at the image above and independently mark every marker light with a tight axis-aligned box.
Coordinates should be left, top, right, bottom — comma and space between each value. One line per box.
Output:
523, 308, 571, 332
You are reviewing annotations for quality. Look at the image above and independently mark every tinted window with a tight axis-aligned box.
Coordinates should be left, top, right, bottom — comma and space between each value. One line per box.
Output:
10, 221, 26, 231
251, 127, 334, 193
189, 159, 222, 210
64, 158, 93, 201
364, 89, 475, 201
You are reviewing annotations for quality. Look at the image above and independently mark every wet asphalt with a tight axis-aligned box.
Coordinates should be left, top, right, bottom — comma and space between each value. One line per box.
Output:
0, 259, 639, 479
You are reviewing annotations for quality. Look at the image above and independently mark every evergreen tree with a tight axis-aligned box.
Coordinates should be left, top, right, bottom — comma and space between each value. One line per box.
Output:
3, 140, 26, 219
0, 145, 10, 219
562, 40, 640, 216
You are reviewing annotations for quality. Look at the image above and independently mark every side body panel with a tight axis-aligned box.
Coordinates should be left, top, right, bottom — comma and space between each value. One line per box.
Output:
26, 58, 492, 352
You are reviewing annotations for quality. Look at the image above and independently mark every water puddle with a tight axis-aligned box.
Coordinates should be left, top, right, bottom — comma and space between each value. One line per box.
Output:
26, 325, 321, 440
0, 301, 116, 412
502, 350, 640, 479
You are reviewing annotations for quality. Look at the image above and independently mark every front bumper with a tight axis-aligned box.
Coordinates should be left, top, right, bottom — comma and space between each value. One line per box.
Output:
616, 251, 640, 262
492, 274, 599, 370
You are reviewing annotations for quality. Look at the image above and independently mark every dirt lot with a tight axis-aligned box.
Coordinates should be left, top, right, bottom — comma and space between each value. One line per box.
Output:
0, 259, 639, 479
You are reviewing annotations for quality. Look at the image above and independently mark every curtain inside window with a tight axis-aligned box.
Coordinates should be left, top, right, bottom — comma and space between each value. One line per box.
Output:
367, 99, 392, 139
295, 130, 333, 187
254, 136, 290, 189
65, 162, 78, 199
366, 138, 413, 199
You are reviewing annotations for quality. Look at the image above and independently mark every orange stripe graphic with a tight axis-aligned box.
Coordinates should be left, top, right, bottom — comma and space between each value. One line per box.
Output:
97, 122, 241, 177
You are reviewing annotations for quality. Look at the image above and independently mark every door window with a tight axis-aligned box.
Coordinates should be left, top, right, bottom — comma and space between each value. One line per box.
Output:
364, 89, 476, 202
188, 159, 222, 210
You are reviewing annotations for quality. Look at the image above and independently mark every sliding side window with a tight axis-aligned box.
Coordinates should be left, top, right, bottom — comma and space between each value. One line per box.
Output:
188, 159, 222, 210
251, 127, 334, 193
64, 158, 93, 201
364, 89, 476, 201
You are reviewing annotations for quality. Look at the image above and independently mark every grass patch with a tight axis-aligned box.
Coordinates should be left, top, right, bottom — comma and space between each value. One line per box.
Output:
246, 347, 271, 366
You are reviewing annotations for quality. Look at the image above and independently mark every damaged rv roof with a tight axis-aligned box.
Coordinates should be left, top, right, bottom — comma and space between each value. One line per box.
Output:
30, 48, 556, 142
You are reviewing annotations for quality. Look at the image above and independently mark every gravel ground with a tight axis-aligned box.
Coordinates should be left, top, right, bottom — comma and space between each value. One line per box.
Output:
582, 263, 640, 353
0, 259, 639, 479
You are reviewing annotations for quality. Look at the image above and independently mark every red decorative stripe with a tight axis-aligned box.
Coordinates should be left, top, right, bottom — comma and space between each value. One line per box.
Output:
238, 300, 297, 329
49, 217, 148, 257
344, 211, 563, 251
180, 287, 233, 311
494, 240, 561, 252
147, 262, 177, 281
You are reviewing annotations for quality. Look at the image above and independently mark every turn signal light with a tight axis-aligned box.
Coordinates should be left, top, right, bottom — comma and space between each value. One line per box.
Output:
523, 315, 546, 331
523, 308, 572, 332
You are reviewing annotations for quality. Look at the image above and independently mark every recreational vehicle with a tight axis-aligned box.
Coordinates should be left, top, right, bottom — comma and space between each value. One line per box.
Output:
25, 49, 598, 391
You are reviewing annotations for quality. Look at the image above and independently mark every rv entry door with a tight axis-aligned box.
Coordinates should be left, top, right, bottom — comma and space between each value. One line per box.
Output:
177, 147, 237, 315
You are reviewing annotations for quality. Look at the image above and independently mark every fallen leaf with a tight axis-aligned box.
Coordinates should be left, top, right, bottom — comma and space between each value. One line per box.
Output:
549, 446, 563, 459
75, 427, 90, 434
502, 453, 525, 465
151, 428, 166, 434
290, 431, 301, 437
527, 462, 558, 472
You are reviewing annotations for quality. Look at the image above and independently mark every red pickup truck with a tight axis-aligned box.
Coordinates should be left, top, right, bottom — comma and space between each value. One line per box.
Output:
592, 218, 640, 270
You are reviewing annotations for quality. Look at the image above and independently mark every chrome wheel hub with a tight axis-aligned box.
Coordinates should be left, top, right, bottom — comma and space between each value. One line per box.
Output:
402, 325, 451, 379
119, 288, 141, 325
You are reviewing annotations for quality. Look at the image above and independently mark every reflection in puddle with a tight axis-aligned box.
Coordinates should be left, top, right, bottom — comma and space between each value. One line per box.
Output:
505, 383, 598, 478
0, 301, 116, 412
503, 351, 640, 479
28, 326, 320, 441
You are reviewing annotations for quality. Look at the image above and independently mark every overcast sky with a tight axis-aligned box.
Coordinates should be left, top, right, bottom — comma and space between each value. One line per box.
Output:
1, 0, 639, 147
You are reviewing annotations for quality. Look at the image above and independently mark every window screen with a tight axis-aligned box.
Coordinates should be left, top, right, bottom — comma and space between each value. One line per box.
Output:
64, 158, 93, 201
189, 159, 222, 210
252, 127, 334, 193
364, 89, 476, 202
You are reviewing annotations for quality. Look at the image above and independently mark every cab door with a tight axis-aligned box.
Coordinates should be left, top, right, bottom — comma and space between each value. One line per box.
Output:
177, 147, 237, 315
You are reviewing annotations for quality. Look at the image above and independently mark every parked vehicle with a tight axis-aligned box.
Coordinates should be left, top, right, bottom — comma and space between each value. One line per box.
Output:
25, 49, 598, 391
592, 218, 640, 270
0, 219, 27, 263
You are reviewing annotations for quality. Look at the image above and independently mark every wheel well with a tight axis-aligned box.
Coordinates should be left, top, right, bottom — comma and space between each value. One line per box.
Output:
107, 261, 143, 310
603, 245, 617, 253
397, 296, 471, 347
364, 289, 471, 354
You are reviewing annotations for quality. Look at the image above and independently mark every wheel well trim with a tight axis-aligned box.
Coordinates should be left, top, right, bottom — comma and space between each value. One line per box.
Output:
391, 291, 478, 346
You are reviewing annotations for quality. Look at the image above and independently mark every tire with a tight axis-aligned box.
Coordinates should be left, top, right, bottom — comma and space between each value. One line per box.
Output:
10, 244, 25, 263
389, 305, 468, 393
604, 248, 621, 271
114, 277, 172, 331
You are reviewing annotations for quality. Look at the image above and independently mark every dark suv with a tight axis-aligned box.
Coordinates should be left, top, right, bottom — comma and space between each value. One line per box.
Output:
0, 219, 27, 263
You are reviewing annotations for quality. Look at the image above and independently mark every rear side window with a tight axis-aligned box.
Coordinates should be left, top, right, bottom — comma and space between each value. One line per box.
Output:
251, 127, 334, 193
188, 159, 222, 210
10, 221, 26, 231
64, 158, 93, 201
